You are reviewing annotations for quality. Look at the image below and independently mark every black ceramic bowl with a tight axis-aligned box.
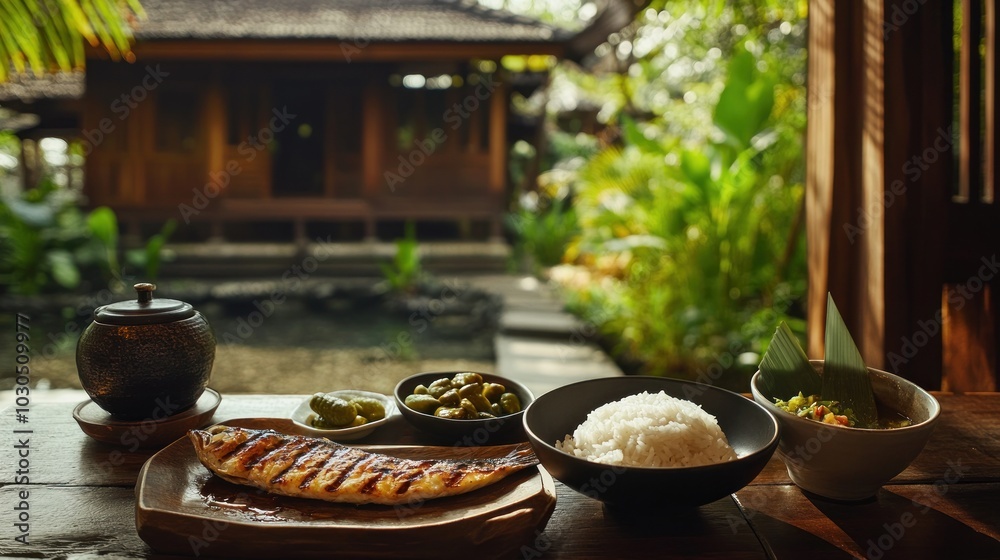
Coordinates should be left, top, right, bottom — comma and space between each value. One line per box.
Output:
523, 376, 780, 508
394, 371, 534, 445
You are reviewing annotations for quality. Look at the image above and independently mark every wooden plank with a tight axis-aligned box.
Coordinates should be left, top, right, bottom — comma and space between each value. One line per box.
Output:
0, 486, 156, 559
959, 0, 984, 202
205, 75, 226, 190
859, 0, 886, 366
362, 81, 383, 198
488, 79, 506, 194
324, 85, 337, 198
985, 0, 997, 203
734, 483, 1000, 560
942, 285, 998, 391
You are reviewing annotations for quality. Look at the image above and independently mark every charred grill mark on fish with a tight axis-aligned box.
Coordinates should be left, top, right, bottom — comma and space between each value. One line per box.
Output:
188, 426, 538, 505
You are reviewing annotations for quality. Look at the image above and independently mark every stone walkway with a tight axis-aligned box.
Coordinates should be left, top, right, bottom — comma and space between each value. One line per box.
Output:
451, 274, 623, 396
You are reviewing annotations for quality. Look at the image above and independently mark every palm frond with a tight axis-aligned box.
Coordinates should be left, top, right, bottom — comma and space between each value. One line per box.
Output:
0, 0, 144, 82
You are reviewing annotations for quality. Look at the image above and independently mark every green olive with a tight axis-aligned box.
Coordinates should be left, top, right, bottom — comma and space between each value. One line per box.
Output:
459, 398, 479, 418
459, 385, 493, 413
405, 394, 442, 414
438, 388, 461, 406
500, 392, 522, 415
482, 383, 505, 403
427, 378, 454, 398
434, 406, 469, 419
349, 397, 386, 421
451, 372, 483, 387
477, 411, 497, 419
491, 402, 502, 416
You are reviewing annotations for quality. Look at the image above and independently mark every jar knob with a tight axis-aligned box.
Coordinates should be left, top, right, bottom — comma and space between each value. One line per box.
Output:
135, 283, 157, 304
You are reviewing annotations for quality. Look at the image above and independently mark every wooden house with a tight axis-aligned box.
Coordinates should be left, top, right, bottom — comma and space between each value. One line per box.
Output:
1, 0, 636, 242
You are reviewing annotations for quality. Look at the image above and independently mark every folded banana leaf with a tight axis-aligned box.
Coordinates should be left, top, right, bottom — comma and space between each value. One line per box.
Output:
758, 321, 821, 400
822, 294, 878, 428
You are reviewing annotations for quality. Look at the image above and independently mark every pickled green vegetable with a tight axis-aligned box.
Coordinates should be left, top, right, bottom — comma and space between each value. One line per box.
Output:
405, 394, 442, 414
459, 385, 493, 413
438, 388, 461, 406
452, 372, 483, 387
459, 398, 479, 418
434, 406, 469, 419
500, 392, 522, 415
349, 415, 368, 427
310, 393, 357, 426
349, 397, 386, 421
403, 374, 525, 420
482, 383, 505, 403
427, 378, 454, 398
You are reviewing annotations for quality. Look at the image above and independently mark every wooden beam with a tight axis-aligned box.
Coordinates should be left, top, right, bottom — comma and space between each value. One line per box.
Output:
324, 85, 337, 198
488, 80, 506, 194
960, 0, 984, 203
985, 0, 998, 204
205, 75, 226, 190
806, 0, 952, 388
362, 81, 383, 198
114, 40, 565, 62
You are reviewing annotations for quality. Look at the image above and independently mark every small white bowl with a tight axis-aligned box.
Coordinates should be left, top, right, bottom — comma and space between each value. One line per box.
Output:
290, 390, 397, 441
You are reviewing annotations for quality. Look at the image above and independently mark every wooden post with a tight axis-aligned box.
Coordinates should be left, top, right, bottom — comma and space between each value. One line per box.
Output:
324, 86, 337, 198
362, 81, 383, 199
205, 76, 226, 192
488, 79, 506, 195
361, 79, 383, 241
806, 0, 952, 388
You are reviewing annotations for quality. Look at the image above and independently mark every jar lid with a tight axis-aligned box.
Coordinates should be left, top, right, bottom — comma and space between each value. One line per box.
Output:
94, 283, 196, 326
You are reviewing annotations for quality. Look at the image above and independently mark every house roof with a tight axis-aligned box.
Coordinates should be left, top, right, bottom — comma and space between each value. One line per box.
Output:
0, 72, 85, 103
134, 0, 573, 43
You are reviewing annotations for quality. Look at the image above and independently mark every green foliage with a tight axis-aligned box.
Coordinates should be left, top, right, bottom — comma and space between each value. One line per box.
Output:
380, 221, 423, 293
535, 1, 807, 385
507, 193, 579, 269
126, 219, 176, 281
0, 179, 112, 294
0, 0, 145, 81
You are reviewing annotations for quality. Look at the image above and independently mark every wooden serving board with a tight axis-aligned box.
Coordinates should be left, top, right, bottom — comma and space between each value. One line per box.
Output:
135, 418, 557, 559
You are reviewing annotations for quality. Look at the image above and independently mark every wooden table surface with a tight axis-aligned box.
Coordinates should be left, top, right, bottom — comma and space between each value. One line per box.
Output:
1, 392, 998, 559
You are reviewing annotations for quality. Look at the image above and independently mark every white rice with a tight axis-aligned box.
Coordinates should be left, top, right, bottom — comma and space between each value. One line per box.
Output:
555, 391, 738, 468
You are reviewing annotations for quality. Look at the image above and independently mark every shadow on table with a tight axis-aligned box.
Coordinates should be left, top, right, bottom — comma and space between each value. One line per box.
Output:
739, 510, 857, 559
807, 487, 1000, 559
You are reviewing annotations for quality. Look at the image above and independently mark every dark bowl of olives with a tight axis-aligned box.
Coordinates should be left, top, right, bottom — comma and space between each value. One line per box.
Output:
394, 371, 534, 445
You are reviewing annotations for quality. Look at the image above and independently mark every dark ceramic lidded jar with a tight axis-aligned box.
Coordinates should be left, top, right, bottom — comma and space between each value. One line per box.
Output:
76, 283, 216, 420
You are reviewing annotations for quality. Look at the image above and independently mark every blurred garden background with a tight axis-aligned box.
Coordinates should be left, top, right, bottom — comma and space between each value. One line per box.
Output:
0, 0, 807, 395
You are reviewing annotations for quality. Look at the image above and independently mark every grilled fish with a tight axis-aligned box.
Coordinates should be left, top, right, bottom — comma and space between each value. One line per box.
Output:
188, 425, 538, 505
